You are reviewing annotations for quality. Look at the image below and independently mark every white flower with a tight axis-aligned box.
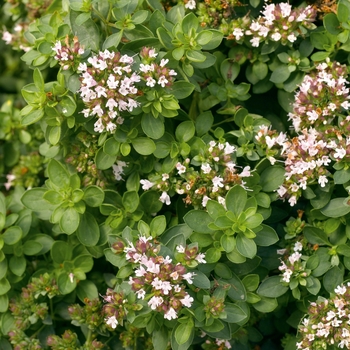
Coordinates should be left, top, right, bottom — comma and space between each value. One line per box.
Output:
140, 179, 155, 190
158, 75, 169, 87
136, 289, 146, 300
69, 273, 74, 283
106, 315, 118, 329
334, 147, 346, 159
250, 37, 260, 47
233, 28, 244, 40
195, 253, 206, 264
318, 175, 328, 187
146, 76, 156, 87
294, 242, 303, 252
201, 163, 212, 174
288, 252, 302, 265
182, 272, 195, 284
164, 307, 178, 320
271, 32, 281, 41
202, 195, 210, 207
240, 166, 251, 177
185, 0, 196, 10
334, 285, 347, 295
159, 191, 171, 205
180, 294, 194, 307
160, 58, 169, 67
287, 34, 297, 43
176, 245, 185, 253
148, 296, 163, 310
212, 176, 224, 190
224, 142, 236, 154
176, 162, 187, 174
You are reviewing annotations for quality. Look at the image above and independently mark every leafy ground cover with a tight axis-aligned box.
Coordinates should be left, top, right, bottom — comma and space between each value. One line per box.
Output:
1, 0, 350, 349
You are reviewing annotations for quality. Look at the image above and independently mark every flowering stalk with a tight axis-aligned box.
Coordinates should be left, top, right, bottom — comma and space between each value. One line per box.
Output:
140, 140, 251, 209
297, 283, 350, 349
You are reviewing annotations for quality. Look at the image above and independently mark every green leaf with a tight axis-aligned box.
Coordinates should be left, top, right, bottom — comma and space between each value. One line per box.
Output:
214, 263, 233, 279
3, 226, 22, 245
76, 280, 99, 302
184, 210, 214, 234
226, 185, 247, 216
225, 303, 249, 323
242, 274, 260, 292
260, 166, 285, 192
23, 241, 43, 255
186, 50, 206, 63
324, 13, 341, 35
257, 276, 288, 298
0, 278, 11, 295
338, 2, 350, 23
0, 294, 9, 313
132, 137, 156, 155
236, 234, 257, 259
70, 10, 100, 51
323, 266, 343, 293
141, 113, 165, 139
73, 254, 94, 272
254, 225, 278, 246
60, 207, 80, 235
103, 31, 123, 50
152, 326, 169, 350
175, 319, 194, 345
48, 159, 70, 189
171, 81, 194, 99
9, 255, 26, 276
95, 148, 117, 170
50, 241, 72, 264
192, 271, 210, 289
175, 121, 195, 143
76, 212, 100, 246
83, 186, 105, 207
122, 191, 139, 213
150, 215, 166, 236
57, 272, 77, 294
182, 12, 198, 34
221, 59, 240, 82
195, 111, 213, 136
33, 68, 44, 90
201, 30, 223, 50
21, 108, 44, 126
320, 198, 350, 218
252, 296, 278, 313
270, 65, 291, 84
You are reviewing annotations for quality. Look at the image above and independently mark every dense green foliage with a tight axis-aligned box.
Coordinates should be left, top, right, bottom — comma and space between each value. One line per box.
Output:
1, 0, 350, 349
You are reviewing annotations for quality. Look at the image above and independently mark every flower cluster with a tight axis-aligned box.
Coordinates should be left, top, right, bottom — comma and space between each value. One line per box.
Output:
109, 235, 205, 322
254, 125, 288, 165
46, 329, 105, 349
4, 152, 44, 190
138, 47, 177, 89
202, 337, 232, 350
297, 283, 350, 349
140, 140, 251, 209
76, 49, 139, 133
276, 128, 331, 206
271, 60, 350, 205
232, 2, 316, 47
288, 60, 350, 132
52, 36, 85, 70
8, 329, 42, 350
1, 23, 31, 51
68, 298, 105, 332
278, 241, 305, 284
101, 289, 138, 329
9, 274, 59, 331
65, 132, 107, 188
